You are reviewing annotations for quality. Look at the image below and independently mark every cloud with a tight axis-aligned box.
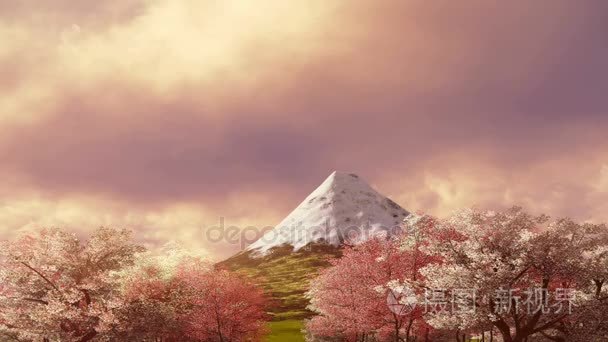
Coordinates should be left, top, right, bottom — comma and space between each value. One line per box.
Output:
0, 193, 284, 259
386, 151, 608, 222
0, 0, 606, 258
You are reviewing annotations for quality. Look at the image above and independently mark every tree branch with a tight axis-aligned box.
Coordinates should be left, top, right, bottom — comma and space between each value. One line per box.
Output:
19, 262, 59, 292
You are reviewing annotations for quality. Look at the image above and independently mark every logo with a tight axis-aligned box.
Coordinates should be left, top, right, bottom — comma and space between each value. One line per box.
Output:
387, 284, 418, 315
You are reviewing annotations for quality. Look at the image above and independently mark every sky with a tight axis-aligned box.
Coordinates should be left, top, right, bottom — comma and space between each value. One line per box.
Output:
1, 0, 607, 259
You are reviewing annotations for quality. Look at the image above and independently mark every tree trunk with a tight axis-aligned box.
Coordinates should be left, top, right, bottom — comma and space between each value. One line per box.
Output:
494, 321, 513, 342
404, 317, 414, 342
215, 312, 225, 342
78, 330, 98, 342
390, 314, 407, 342
594, 279, 604, 298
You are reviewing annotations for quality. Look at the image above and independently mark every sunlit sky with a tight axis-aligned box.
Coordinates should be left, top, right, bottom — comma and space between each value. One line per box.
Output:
1, 0, 607, 259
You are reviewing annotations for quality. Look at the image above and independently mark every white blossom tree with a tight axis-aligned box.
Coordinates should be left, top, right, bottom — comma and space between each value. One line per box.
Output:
0, 227, 144, 341
414, 207, 608, 342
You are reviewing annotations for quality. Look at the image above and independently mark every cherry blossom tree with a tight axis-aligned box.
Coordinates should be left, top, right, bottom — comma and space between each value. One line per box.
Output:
117, 264, 188, 341
115, 244, 210, 341
1, 229, 269, 341
175, 264, 269, 342
307, 240, 392, 341
541, 218, 608, 341
117, 247, 269, 341
307, 226, 439, 342
308, 208, 608, 341
418, 207, 608, 342
0, 227, 144, 341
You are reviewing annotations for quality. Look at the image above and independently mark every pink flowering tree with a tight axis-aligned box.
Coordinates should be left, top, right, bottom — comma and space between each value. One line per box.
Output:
419, 207, 608, 342
0, 227, 144, 341
117, 263, 189, 341
307, 225, 439, 342
1, 229, 269, 341
175, 264, 269, 342
117, 251, 269, 341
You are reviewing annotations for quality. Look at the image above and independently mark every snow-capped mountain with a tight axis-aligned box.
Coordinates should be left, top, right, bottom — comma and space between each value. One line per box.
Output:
246, 171, 410, 255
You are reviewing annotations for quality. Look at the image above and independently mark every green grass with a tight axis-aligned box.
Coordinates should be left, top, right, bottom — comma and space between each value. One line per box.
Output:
264, 320, 305, 342
217, 244, 342, 341
218, 244, 341, 319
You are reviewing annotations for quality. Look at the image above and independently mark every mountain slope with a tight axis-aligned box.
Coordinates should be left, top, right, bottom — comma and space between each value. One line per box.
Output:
220, 171, 410, 320
246, 171, 409, 255
218, 244, 342, 320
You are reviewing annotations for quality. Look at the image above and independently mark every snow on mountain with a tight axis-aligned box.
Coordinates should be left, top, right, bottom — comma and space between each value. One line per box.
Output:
246, 171, 410, 255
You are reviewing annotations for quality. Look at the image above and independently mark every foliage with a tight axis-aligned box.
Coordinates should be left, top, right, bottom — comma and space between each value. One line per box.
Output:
306, 228, 438, 342
0, 228, 270, 342
418, 207, 608, 342
0, 227, 144, 341
306, 207, 608, 342
177, 265, 269, 341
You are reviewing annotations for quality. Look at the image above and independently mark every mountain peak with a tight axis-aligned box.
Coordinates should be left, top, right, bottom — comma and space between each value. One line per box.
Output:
326, 171, 361, 183
245, 172, 410, 256
328, 170, 359, 178
312, 171, 363, 195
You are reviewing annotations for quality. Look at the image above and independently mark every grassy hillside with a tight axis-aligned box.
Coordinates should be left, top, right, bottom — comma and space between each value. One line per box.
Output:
264, 320, 306, 342
217, 244, 341, 320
